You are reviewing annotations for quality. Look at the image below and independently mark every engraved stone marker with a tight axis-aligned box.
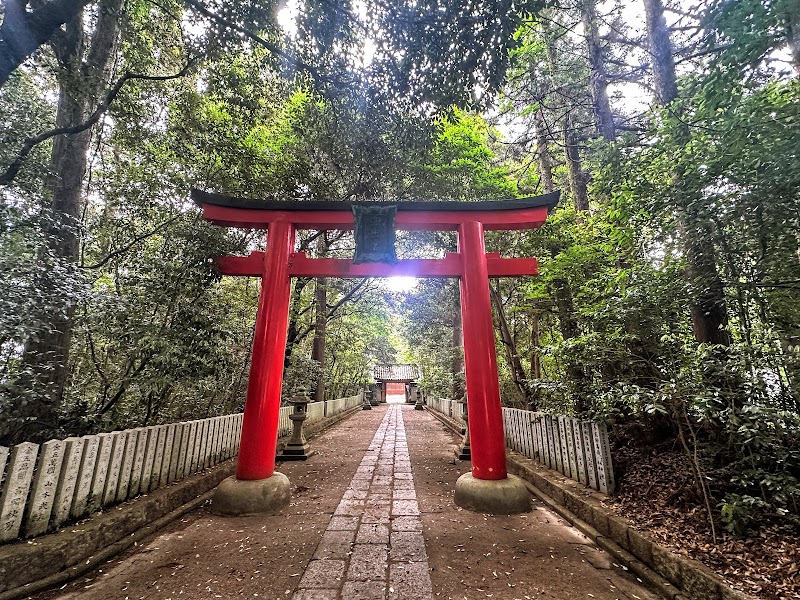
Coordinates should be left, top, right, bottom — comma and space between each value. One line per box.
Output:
175, 423, 190, 481
140, 427, 158, 494
71, 435, 100, 519
592, 422, 615, 494
51, 437, 85, 528
116, 430, 139, 501
89, 433, 112, 512
185, 421, 199, 476
162, 424, 178, 485
0, 442, 39, 542
198, 419, 209, 469
103, 432, 126, 506
127, 428, 148, 497
573, 421, 589, 486
23, 439, 64, 538
210, 417, 222, 466
557, 416, 571, 478
149, 425, 167, 491
581, 423, 598, 491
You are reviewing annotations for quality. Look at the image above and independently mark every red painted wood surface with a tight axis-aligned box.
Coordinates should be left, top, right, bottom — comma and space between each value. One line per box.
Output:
236, 221, 295, 481
458, 221, 508, 480
386, 382, 406, 395
215, 252, 538, 278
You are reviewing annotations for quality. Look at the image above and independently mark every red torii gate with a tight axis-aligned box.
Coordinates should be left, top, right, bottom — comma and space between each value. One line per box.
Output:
194, 189, 558, 515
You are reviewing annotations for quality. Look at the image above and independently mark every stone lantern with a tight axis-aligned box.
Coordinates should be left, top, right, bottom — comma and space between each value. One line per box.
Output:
414, 388, 424, 410
369, 383, 380, 406
457, 394, 471, 461
362, 388, 373, 410
280, 387, 312, 460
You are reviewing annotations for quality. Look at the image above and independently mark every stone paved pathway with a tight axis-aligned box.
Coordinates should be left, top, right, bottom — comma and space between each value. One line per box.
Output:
294, 405, 432, 600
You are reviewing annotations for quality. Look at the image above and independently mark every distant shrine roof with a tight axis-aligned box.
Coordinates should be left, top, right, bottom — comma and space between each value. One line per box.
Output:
373, 364, 421, 382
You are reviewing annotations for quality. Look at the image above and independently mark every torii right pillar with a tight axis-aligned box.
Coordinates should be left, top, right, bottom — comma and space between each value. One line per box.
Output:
454, 220, 531, 514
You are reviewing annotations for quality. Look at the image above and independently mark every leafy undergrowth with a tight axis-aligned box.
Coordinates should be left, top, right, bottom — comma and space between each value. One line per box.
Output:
606, 443, 800, 599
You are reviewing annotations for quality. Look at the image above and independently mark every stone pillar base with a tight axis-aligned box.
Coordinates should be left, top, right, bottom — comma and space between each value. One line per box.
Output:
453, 473, 531, 514
211, 473, 291, 516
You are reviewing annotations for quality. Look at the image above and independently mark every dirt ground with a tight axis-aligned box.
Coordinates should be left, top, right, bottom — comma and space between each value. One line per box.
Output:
608, 442, 800, 599
28, 405, 661, 600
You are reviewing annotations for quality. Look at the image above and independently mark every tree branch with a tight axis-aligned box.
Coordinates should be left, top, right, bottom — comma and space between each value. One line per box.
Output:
0, 0, 94, 87
182, 0, 327, 86
293, 279, 372, 343
0, 59, 198, 186
79, 214, 182, 269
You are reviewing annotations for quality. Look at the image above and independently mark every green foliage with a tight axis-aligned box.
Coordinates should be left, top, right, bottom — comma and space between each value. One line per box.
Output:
296, 0, 550, 110
283, 355, 323, 400
720, 404, 800, 533
399, 279, 459, 400
412, 110, 518, 200
703, 0, 798, 76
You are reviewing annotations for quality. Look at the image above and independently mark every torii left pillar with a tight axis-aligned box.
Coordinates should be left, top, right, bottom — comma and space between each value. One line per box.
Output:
212, 220, 295, 515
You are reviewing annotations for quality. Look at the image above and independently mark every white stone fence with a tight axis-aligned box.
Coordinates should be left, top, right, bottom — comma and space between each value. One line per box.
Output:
427, 399, 616, 495
0, 394, 363, 544
425, 396, 465, 424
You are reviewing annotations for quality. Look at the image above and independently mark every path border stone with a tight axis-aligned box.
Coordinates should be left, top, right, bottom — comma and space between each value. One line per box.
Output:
0, 406, 362, 600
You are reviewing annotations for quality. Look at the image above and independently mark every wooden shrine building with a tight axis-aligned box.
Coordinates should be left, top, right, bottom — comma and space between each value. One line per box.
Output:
372, 364, 422, 403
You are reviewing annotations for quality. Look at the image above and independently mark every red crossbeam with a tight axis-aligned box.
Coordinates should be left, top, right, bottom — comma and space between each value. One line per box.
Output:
201, 204, 549, 231
215, 252, 538, 278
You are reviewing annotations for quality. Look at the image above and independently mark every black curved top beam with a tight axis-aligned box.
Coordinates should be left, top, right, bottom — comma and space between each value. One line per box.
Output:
191, 189, 561, 213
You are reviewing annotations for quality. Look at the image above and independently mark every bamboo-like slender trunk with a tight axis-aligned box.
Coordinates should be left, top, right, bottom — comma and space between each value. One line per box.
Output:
311, 236, 329, 403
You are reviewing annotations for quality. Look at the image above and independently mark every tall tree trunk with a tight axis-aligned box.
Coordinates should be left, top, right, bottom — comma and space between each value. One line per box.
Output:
642, 0, 731, 346
534, 110, 554, 194
530, 310, 542, 380
564, 113, 590, 212
490, 284, 532, 407
529, 111, 553, 410
311, 276, 327, 402
552, 274, 588, 412
642, 0, 678, 106
284, 277, 311, 367
4, 0, 122, 444
581, 0, 615, 140
0, 0, 94, 87
559, 112, 590, 411
451, 283, 465, 400
789, 1, 800, 75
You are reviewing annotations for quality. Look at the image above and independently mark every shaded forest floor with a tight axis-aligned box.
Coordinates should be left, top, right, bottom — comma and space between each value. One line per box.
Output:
607, 441, 799, 599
